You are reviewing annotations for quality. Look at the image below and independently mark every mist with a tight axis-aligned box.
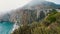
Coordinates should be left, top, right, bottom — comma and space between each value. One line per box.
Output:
0, 0, 60, 15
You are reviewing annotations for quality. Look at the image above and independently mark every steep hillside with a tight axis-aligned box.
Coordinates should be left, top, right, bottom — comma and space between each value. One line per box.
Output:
12, 9, 60, 34
0, 0, 60, 25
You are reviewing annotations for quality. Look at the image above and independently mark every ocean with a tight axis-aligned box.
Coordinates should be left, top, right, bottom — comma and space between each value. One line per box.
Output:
0, 22, 14, 34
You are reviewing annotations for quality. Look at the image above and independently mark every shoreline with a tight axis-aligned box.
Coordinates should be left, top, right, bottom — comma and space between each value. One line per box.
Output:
11, 23, 19, 33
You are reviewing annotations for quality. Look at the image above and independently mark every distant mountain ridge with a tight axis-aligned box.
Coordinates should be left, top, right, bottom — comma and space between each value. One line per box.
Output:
23, 0, 60, 9
0, 0, 60, 24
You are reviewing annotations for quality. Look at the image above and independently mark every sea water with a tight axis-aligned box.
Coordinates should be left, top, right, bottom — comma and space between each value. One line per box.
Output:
0, 22, 14, 34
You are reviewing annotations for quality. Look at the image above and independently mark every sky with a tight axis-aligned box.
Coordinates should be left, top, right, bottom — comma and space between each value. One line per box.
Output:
0, 0, 60, 14
0, 0, 32, 14
46, 0, 60, 4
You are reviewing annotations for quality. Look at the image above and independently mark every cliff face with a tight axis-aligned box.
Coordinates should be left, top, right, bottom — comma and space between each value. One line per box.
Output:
0, 9, 52, 25
0, 0, 60, 25
12, 9, 60, 34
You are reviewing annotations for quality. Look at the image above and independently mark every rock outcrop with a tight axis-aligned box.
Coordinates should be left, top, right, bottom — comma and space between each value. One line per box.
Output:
0, 0, 60, 25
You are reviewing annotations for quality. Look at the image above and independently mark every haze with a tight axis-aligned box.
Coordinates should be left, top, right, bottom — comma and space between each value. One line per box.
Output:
0, 0, 60, 15
0, 0, 32, 14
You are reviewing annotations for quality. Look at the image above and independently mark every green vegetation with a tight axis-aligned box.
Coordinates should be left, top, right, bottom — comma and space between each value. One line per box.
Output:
12, 9, 60, 34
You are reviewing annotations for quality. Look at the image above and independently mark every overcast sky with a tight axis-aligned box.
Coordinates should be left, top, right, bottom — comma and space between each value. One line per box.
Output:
0, 0, 60, 14
46, 0, 60, 4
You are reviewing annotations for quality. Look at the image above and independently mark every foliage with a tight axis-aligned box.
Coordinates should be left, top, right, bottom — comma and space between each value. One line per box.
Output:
46, 9, 57, 23
12, 9, 60, 34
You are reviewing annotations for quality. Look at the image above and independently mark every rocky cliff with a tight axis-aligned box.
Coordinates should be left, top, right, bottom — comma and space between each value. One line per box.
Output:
0, 0, 60, 25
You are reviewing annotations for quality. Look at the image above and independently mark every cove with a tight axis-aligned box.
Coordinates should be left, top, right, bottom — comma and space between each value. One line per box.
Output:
0, 22, 14, 34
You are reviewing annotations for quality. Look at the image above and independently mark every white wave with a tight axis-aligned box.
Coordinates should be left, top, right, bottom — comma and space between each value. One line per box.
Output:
11, 22, 19, 33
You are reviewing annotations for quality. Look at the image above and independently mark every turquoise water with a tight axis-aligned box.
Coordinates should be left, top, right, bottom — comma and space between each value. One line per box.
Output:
0, 22, 14, 34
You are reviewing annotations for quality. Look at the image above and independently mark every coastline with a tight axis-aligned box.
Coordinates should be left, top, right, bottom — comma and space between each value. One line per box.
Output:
11, 23, 19, 33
